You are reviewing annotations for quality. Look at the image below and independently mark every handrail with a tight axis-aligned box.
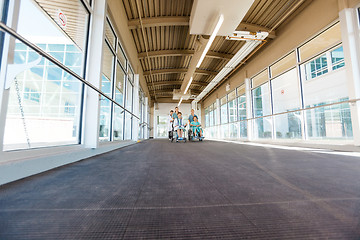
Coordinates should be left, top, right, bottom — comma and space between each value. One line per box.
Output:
0, 22, 140, 120
206, 98, 359, 126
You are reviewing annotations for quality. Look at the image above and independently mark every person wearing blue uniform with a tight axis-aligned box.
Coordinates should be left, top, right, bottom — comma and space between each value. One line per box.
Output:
174, 112, 187, 139
188, 109, 198, 125
190, 116, 203, 137
172, 106, 179, 121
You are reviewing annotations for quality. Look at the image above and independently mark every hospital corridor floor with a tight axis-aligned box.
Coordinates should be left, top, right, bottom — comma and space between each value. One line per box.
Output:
1, 139, 360, 239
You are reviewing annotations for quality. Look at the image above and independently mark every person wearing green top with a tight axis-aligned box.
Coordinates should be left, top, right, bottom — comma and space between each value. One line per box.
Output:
172, 106, 179, 120
190, 116, 203, 137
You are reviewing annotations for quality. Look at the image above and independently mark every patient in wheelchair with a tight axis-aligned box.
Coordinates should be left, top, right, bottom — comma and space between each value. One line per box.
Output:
174, 112, 187, 139
190, 116, 203, 137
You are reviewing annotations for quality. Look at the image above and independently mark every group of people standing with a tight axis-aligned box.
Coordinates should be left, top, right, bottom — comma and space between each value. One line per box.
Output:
168, 107, 203, 140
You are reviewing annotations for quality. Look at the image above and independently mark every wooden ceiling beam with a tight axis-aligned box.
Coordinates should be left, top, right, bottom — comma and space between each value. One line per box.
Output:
138, 50, 233, 60
128, 16, 190, 30
143, 68, 217, 76
236, 22, 276, 39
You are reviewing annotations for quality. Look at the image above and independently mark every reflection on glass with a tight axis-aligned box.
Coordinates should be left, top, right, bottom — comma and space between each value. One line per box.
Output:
221, 124, 229, 139
237, 94, 246, 120
220, 104, 228, 124
126, 80, 133, 111
0, 0, 4, 21
252, 83, 271, 117
306, 103, 353, 139
271, 69, 300, 114
205, 107, 209, 127
209, 110, 214, 126
4, 50, 82, 150
99, 97, 111, 141
240, 121, 247, 138
299, 22, 341, 62
113, 106, 124, 140
102, 43, 114, 87
156, 115, 168, 138
304, 54, 328, 80
274, 112, 302, 139
228, 99, 237, 122
105, 19, 116, 49
17, 0, 88, 73
331, 46, 345, 70
115, 63, 125, 106
125, 112, 132, 140
117, 43, 127, 69
229, 123, 238, 138
254, 117, 272, 139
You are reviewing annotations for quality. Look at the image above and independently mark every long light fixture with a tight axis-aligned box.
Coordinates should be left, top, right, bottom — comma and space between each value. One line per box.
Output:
195, 31, 269, 101
178, 96, 183, 106
196, 14, 224, 68
184, 77, 193, 94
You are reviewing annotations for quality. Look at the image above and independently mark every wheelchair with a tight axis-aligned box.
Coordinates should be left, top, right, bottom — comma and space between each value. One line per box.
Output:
171, 126, 187, 143
188, 127, 204, 141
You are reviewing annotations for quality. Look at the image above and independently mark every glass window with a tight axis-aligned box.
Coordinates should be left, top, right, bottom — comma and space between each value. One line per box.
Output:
113, 106, 124, 141
0, 0, 5, 21
237, 85, 245, 96
270, 51, 296, 77
99, 97, 111, 141
125, 112, 132, 140
229, 123, 238, 138
17, 0, 89, 73
220, 103, 228, 124
302, 49, 348, 107
228, 90, 237, 122
126, 79, 133, 111
271, 68, 301, 114
228, 99, 237, 123
254, 117, 272, 139
105, 19, 116, 49
117, 43, 127, 70
115, 63, 125, 106
240, 120, 247, 138
209, 110, 214, 126
274, 112, 302, 139
331, 46, 345, 70
304, 54, 328, 80
213, 102, 218, 125
306, 102, 353, 140
220, 96, 227, 105
102, 42, 114, 85
156, 115, 168, 138
4, 53, 82, 150
205, 107, 209, 127
252, 82, 271, 117
252, 69, 268, 88
299, 22, 341, 62
238, 94, 246, 120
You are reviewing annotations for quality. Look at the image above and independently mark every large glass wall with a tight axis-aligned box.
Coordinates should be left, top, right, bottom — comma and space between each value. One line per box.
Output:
252, 81, 272, 139
271, 68, 302, 139
3, 0, 89, 150
237, 86, 247, 138
203, 21, 352, 143
1, 1, 147, 152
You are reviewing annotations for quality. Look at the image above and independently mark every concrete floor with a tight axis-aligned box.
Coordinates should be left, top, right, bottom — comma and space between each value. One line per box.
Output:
0, 139, 360, 239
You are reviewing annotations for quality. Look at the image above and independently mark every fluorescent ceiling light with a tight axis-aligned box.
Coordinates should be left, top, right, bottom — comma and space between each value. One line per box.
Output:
184, 77, 193, 94
178, 96, 183, 106
196, 14, 224, 68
